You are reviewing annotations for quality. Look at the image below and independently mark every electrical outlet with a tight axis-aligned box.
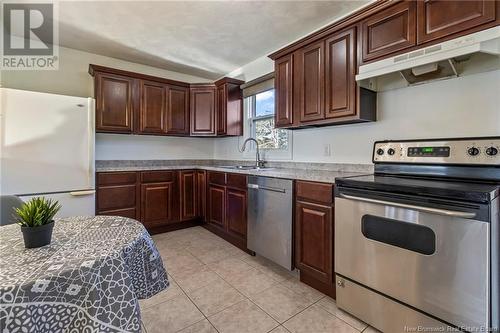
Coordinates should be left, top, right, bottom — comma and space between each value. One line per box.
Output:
323, 144, 331, 157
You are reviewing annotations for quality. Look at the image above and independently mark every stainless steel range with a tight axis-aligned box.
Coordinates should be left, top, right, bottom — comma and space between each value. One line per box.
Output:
334, 137, 500, 333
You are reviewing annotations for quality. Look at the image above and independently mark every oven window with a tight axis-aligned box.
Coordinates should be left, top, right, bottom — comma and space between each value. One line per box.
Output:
361, 215, 436, 255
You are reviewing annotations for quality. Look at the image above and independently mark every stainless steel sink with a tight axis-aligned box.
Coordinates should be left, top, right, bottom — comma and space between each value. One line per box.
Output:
219, 165, 274, 171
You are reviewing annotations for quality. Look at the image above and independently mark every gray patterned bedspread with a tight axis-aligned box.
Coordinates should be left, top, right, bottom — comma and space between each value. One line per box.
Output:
0, 216, 168, 333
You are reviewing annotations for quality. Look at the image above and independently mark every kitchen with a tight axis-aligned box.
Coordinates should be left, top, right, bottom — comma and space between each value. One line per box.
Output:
0, 1, 499, 332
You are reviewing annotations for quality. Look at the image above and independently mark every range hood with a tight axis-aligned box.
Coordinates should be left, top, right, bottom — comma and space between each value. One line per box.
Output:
357, 27, 500, 91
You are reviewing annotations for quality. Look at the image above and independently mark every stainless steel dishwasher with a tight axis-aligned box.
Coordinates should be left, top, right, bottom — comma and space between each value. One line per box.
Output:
247, 176, 293, 270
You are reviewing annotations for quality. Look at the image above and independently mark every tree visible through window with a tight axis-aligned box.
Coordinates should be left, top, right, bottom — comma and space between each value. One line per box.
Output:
249, 90, 288, 150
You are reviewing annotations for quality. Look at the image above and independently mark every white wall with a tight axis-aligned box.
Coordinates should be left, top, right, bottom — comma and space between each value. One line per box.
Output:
0, 46, 214, 161
215, 69, 500, 164
96, 134, 214, 160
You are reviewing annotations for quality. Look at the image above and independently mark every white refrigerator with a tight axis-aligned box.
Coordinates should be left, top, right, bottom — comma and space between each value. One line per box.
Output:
0, 88, 95, 217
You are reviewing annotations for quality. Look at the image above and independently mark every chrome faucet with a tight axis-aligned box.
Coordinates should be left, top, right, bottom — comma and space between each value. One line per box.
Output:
240, 137, 266, 168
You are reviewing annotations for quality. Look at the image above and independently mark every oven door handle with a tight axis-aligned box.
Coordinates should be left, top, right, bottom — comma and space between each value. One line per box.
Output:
339, 194, 477, 219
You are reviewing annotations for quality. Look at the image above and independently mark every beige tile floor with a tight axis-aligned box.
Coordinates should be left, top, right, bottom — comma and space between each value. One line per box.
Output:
140, 226, 379, 333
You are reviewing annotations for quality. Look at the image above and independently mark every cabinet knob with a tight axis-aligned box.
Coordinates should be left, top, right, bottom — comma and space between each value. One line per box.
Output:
337, 280, 345, 288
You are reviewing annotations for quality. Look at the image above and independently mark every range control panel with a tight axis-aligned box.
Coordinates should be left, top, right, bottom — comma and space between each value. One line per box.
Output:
373, 137, 500, 165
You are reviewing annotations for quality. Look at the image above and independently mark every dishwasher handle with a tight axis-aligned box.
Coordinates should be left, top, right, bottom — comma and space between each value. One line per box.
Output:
248, 183, 286, 193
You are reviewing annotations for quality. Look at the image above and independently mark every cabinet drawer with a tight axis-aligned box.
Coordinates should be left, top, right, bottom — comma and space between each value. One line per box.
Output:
227, 173, 247, 189
296, 181, 333, 205
141, 170, 176, 183
208, 171, 226, 185
97, 172, 137, 186
97, 184, 137, 211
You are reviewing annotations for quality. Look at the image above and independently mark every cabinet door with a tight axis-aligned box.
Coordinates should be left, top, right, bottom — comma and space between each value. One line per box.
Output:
180, 170, 197, 221
141, 182, 173, 228
298, 41, 325, 123
295, 201, 333, 284
196, 171, 206, 221
190, 87, 216, 136
361, 1, 416, 62
95, 72, 134, 133
226, 188, 247, 239
166, 85, 190, 135
275, 54, 294, 127
208, 184, 225, 229
417, 0, 496, 44
139, 80, 167, 134
216, 84, 227, 135
325, 27, 357, 119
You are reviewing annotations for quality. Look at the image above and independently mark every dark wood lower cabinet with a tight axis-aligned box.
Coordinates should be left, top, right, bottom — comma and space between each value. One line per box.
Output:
97, 170, 201, 233
96, 170, 248, 251
295, 180, 336, 298
208, 184, 226, 229
180, 170, 197, 221
206, 171, 248, 251
96, 172, 139, 219
296, 201, 333, 284
226, 188, 247, 239
196, 171, 206, 222
141, 182, 173, 228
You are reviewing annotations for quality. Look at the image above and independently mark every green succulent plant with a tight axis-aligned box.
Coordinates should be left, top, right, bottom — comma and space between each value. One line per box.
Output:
14, 197, 61, 227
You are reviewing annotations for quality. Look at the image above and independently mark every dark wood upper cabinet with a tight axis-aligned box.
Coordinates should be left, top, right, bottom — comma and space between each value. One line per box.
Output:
298, 41, 325, 123
90, 65, 244, 137
417, 0, 497, 44
295, 201, 333, 284
94, 72, 135, 133
226, 188, 247, 239
180, 170, 197, 221
275, 54, 294, 128
139, 80, 167, 134
215, 78, 244, 136
216, 84, 227, 135
190, 85, 217, 136
325, 27, 357, 119
166, 85, 190, 135
208, 184, 226, 229
361, 1, 417, 63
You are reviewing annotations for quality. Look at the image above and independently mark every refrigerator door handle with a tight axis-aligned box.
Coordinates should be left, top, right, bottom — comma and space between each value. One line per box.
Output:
69, 190, 96, 196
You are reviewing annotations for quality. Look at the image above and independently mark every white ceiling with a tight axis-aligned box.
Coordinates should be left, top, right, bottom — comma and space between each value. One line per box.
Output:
58, 1, 372, 79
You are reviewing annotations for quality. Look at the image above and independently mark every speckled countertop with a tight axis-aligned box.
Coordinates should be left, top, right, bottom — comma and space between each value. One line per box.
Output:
96, 160, 373, 183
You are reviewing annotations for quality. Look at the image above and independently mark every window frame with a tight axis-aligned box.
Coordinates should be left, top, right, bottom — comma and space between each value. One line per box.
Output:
240, 89, 292, 160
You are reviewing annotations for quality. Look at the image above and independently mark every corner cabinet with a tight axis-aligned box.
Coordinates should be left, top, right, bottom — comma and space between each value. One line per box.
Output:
295, 180, 335, 298
89, 65, 243, 137
215, 78, 244, 136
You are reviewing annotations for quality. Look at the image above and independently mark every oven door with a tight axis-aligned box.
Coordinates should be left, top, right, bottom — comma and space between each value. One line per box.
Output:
335, 190, 489, 329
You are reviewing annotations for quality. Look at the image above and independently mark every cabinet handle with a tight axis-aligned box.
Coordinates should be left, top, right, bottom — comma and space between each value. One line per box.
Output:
70, 190, 96, 196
